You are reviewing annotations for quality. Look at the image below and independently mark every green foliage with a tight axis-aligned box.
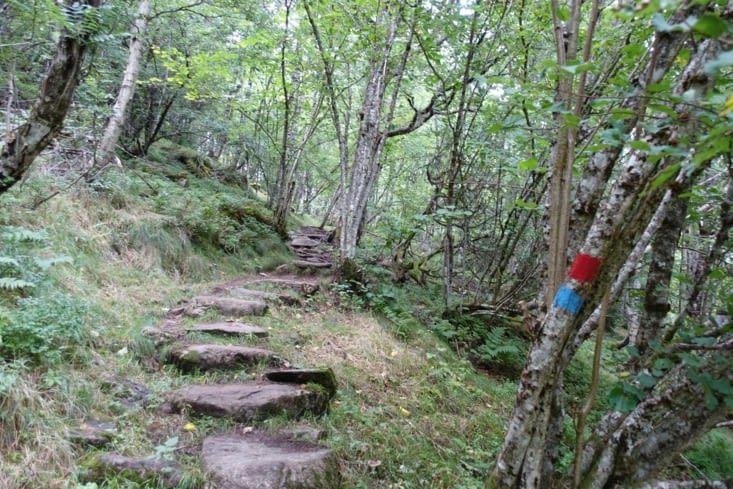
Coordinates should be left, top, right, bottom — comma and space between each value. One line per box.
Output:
1, 293, 93, 365
0, 225, 73, 294
180, 192, 284, 256
469, 327, 526, 375
684, 429, 733, 480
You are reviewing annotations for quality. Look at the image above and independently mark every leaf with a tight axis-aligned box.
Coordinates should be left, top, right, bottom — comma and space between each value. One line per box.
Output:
560, 61, 595, 75
608, 384, 642, 413
649, 163, 681, 191
653, 357, 675, 371
518, 157, 538, 171
651, 14, 690, 33
34, 256, 73, 271
0, 257, 20, 267
708, 269, 726, 280
720, 94, 733, 116
692, 13, 728, 38
705, 50, 733, 74
514, 198, 539, 210
0, 277, 35, 290
691, 336, 716, 346
629, 140, 651, 151
636, 373, 656, 388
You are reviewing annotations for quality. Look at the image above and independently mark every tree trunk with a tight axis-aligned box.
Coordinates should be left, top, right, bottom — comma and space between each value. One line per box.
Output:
0, 0, 101, 195
575, 355, 732, 489
633, 191, 689, 368
339, 6, 404, 261
98, 0, 150, 165
489, 16, 724, 489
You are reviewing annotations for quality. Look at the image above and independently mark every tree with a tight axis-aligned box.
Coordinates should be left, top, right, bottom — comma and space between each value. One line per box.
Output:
489, 2, 733, 488
0, 0, 102, 195
97, 0, 150, 168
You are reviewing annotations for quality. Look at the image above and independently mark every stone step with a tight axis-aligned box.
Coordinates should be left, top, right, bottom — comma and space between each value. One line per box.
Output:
228, 287, 300, 306
187, 321, 269, 338
293, 260, 332, 269
166, 344, 280, 371
264, 368, 337, 399
291, 236, 321, 248
163, 382, 330, 422
245, 277, 321, 295
202, 431, 340, 489
186, 296, 268, 317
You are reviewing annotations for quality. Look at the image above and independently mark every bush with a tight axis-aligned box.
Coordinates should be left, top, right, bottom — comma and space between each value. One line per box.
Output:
1, 294, 92, 365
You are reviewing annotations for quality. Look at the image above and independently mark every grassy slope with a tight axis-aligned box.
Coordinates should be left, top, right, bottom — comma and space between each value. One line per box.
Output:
0, 156, 730, 488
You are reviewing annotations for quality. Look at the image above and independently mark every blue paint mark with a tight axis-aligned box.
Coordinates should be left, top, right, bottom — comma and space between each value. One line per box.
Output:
553, 285, 583, 316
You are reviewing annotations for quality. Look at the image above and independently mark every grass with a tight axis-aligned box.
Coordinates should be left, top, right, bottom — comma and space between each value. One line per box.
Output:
0, 159, 519, 487
2, 151, 729, 488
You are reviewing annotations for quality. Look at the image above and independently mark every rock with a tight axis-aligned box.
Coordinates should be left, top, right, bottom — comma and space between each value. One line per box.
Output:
228, 287, 301, 306
188, 321, 269, 337
291, 236, 321, 248
293, 260, 332, 269
100, 377, 153, 410
90, 453, 183, 488
289, 425, 326, 443
67, 420, 117, 448
202, 432, 340, 489
264, 368, 337, 399
187, 296, 268, 317
163, 382, 330, 422
166, 344, 279, 371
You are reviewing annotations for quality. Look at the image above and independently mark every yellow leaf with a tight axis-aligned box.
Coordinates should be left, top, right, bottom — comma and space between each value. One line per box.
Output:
720, 94, 733, 116
182, 422, 197, 432
399, 406, 411, 417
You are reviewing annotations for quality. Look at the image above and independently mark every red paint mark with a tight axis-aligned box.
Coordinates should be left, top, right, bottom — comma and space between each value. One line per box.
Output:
569, 254, 602, 283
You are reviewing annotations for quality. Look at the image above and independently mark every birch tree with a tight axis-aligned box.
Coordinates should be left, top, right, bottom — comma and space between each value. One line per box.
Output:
97, 0, 150, 168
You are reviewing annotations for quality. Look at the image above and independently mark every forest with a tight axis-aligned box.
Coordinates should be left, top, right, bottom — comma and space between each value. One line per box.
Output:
0, 0, 732, 488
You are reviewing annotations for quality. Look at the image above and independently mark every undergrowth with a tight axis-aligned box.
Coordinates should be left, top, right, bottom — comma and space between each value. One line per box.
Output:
0, 150, 729, 488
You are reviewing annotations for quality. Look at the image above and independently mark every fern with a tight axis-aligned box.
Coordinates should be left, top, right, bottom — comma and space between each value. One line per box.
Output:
34, 256, 73, 271
0, 256, 21, 268
0, 278, 35, 290
0, 226, 47, 242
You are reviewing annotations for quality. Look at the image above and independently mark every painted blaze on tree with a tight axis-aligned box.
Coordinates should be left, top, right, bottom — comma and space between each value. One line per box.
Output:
489, 1, 733, 489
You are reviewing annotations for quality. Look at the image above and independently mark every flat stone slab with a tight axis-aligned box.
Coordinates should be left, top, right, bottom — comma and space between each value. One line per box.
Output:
89, 453, 183, 488
228, 287, 300, 306
291, 236, 321, 247
166, 344, 279, 371
187, 296, 268, 317
202, 432, 340, 489
164, 382, 330, 422
293, 260, 332, 269
264, 368, 337, 399
188, 321, 269, 337
67, 420, 117, 447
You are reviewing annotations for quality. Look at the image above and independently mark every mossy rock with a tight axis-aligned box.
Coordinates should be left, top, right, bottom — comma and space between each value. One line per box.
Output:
264, 368, 338, 399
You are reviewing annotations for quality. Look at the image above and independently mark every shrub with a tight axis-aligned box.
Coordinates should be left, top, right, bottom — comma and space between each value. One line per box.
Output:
1, 293, 92, 365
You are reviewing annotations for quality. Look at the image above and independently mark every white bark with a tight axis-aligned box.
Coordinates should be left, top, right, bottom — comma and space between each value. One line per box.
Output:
98, 0, 150, 161
639, 482, 731, 489
490, 15, 726, 489
340, 7, 403, 260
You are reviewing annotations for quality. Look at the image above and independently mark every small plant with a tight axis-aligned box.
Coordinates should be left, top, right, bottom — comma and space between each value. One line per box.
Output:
1, 293, 92, 364
150, 436, 179, 461
0, 225, 72, 293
